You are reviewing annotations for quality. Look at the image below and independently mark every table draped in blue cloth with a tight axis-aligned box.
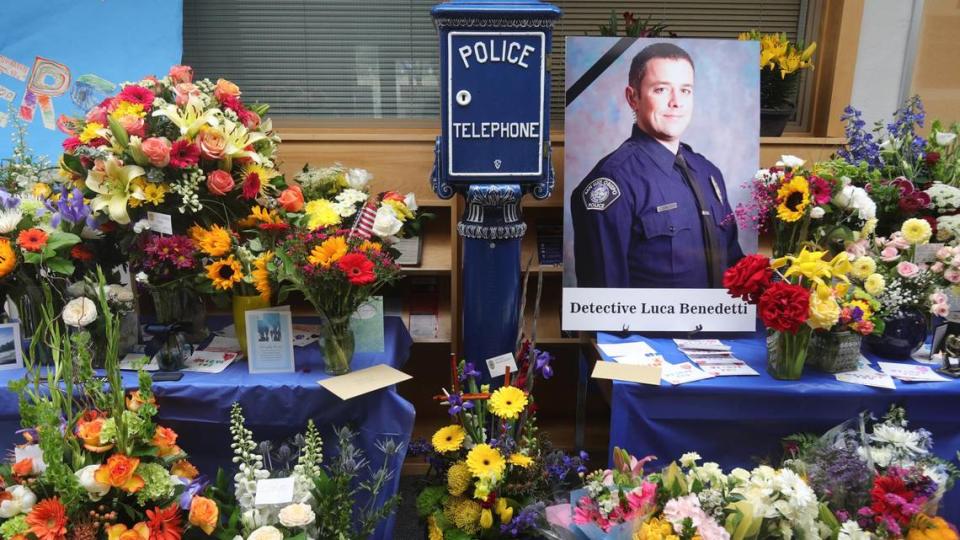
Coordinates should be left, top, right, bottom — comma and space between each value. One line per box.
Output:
598, 330, 960, 523
0, 316, 414, 540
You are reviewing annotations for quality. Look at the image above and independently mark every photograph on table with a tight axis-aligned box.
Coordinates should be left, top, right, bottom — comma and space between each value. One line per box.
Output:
246, 308, 296, 373
0, 324, 22, 370
562, 37, 759, 333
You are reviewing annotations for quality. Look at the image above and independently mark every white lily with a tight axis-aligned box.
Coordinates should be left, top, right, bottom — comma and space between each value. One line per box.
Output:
152, 96, 220, 138
85, 159, 145, 225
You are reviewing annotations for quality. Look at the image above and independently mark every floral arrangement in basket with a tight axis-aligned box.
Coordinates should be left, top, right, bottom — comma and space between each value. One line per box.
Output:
0, 270, 221, 539
737, 30, 816, 111
217, 403, 402, 540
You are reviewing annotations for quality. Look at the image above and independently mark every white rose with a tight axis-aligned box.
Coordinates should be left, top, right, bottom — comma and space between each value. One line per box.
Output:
0, 485, 36, 518
345, 168, 372, 190
62, 297, 98, 328
278, 502, 316, 528
247, 526, 283, 540
776, 155, 805, 169
810, 207, 825, 219
75, 464, 110, 501
372, 205, 402, 238
936, 131, 957, 146
404, 192, 418, 212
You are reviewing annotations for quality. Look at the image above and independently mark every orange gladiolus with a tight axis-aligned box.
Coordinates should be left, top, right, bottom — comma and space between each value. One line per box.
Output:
95, 454, 144, 494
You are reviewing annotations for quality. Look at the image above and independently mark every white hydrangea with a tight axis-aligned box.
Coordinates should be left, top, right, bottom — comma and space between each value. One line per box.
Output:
926, 182, 960, 212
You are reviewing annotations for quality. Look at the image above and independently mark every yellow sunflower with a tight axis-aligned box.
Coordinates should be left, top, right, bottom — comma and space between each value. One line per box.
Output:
487, 386, 527, 420
465, 444, 505, 480
307, 236, 348, 268
775, 175, 811, 222
205, 256, 244, 291
358, 240, 382, 253
304, 199, 342, 230
252, 251, 274, 302
508, 453, 533, 468
193, 224, 233, 257
431, 425, 466, 453
0, 239, 17, 279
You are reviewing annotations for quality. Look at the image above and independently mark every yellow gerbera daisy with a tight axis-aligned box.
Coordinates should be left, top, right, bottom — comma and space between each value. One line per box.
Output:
304, 199, 342, 230
431, 425, 466, 453
79, 122, 105, 144
307, 236, 348, 268
851, 256, 876, 280
143, 183, 167, 205
508, 453, 533, 468
465, 444, 505, 480
775, 175, 811, 222
487, 386, 527, 420
205, 256, 244, 291
901, 217, 932, 245
194, 224, 233, 257
252, 251, 274, 302
0, 239, 17, 279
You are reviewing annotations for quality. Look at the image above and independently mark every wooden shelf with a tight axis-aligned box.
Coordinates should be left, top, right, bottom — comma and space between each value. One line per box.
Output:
520, 213, 564, 274
397, 278, 453, 343
401, 208, 451, 275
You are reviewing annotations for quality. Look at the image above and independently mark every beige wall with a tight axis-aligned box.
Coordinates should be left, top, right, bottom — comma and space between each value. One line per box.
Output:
911, 0, 960, 128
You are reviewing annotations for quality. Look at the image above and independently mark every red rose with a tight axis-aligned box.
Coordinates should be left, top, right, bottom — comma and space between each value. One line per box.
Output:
206, 170, 235, 196
757, 281, 810, 333
723, 254, 772, 304
337, 253, 376, 285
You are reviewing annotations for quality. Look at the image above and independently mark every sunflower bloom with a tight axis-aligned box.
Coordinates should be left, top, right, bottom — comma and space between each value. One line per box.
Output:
252, 251, 274, 302
26, 497, 68, 540
431, 424, 466, 453
487, 386, 527, 420
466, 444, 506, 481
193, 224, 233, 257
307, 236, 348, 268
206, 256, 244, 291
248, 206, 281, 225
775, 175, 810, 222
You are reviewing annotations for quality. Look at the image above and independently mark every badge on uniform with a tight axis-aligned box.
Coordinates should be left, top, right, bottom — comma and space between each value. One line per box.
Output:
582, 177, 621, 211
710, 175, 723, 204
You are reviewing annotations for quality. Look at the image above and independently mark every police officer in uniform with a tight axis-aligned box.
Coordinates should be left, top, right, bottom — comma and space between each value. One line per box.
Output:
571, 43, 743, 288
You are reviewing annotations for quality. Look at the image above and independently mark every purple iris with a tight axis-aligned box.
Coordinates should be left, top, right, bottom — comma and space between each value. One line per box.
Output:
179, 475, 210, 510
51, 186, 93, 227
0, 190, 19, 209
447, 392, 474, 416
535, 349, 553, 379
459, 362, 480, 381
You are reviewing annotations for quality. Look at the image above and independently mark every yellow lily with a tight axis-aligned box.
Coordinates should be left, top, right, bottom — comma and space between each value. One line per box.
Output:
221, 118, 267, 163
780, 247, 832, 287
85, 159, 145, 225
828, 252, 852, 282
152, 96, 219, 139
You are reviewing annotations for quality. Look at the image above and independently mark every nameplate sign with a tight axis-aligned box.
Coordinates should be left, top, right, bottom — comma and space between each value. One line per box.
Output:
562, 288, 755, 332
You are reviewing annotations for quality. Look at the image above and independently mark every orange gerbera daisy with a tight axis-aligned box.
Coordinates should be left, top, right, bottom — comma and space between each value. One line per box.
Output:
146, 503, 183, 540
26, 497, 68, 540
16, 228, 48, 252
307, 236, 348, 268
0, 239, 16, 279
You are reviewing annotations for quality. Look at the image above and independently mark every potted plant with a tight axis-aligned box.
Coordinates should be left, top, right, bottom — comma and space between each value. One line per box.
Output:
739, 30, 816, 136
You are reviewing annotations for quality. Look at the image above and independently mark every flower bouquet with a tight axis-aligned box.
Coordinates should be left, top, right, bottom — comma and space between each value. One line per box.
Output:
1, 270, 221, 540
738, 31, 816, 136
570, 448, 658, 539
217, 403, 402, 540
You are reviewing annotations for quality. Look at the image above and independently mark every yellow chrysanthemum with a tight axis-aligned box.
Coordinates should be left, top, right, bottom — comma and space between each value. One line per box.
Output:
193, 224, 233, 257
446, 461, 472, 496
901, 218, 932, 245
252, 251, 274, 302
466, 444, 506, 480
248, 205, 281, 225
307, 236, 348, 268
450, 498, 482, 535
807, 285, 840, 330
111, 101, 145, 120
79, 122, 105, 144
852, 256, 877, 280
205, 256, 244, 291
32, 183, 52, 198
775, 175, 811, 222
432, 425, 466, 453
635, 517, 681, 540
427, 516, 443, 540
127, 178, 148, 209
508, 453, 533, 468
0, 239, 17, 279
865, 273, 885, 296
358, 240, 382, 253
143, 182, 167, 205
304, 199, 342, 230
487, 386, 528, 420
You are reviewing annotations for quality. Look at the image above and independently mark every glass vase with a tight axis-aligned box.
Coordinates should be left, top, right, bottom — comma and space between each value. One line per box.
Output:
232, 294, 270, 357
150, 287, 209, 343
766, 327, 811, 380
864, 308, 928, 359
321, 314, 355, 376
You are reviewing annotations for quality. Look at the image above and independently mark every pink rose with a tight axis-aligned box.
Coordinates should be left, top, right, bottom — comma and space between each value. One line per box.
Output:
174, 82, 201, 106
937, 247, 952, 260
85, 106, 108, 126
214, 79, 241, 102
932, 302, 950, 317
206, 170, 235, 196
118, 115, 145, 138
880, 246, 900, 262
140, 137, 172, 167
932, 262, 945, 273
930, 292, 949, 305
196, 129, 227, 160
946, 269, 960, 283
168, 65, 194, 84
886, 232, 910, 250
846, 239, 868, 258
896, 261, 920, 278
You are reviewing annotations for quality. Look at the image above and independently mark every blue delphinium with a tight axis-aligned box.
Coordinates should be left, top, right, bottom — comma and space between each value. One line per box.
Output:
839, 105, 882, 169
500, 502, 545, 537
887, 95, 926, 162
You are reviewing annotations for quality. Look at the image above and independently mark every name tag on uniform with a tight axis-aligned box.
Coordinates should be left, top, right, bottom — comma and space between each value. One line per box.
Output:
656, 202, 678, 213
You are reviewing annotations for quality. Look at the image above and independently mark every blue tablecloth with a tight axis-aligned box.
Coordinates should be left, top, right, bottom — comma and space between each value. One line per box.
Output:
0, 316, 414, 540
599, 330, 960, 522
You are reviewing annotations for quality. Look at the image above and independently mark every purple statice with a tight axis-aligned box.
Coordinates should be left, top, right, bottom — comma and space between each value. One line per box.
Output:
445, 392, 474, 416
839, 105, 882, 169
534, 349, 554, 379
807, 444, 874, 514
500, 503, 544, 537
459, 362, 480, 381
887, 95, 926, 162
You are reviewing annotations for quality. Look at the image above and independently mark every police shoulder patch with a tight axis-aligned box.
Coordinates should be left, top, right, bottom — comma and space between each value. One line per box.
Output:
582, 177, 621, 211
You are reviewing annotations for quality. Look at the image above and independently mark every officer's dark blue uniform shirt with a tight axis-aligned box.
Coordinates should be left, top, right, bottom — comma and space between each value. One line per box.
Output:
571, 125, 744, 288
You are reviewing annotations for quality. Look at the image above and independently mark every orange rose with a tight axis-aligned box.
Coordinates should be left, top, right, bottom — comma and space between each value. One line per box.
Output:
171, 460, 199, 480
206, 170, 235, 196
196, 129, 227, 160
95, 454, 144, 493
76, 416, 114, 453
152, 426, 179, 457
382, 191, 405, 203
214, 79, 241, 102
188, 496, 219, 535
107, 522, 150, 540
12, 458, 33, 477
278, 185, 304, 212
126, 390, 156, 412
168, 65, 194, 84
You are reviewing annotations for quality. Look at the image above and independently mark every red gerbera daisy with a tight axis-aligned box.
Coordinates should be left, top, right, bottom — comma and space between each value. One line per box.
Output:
70, 244, 95, 262
61, 136, 82, 152
337, 253, 376, 285
258, 222, 290, 233
241, 173, 261, 200
169, 140, 200, 169
146, 503, 183, 540
17, 228, 49, 252
26, 497, 68, 540
118, 85, 156, 110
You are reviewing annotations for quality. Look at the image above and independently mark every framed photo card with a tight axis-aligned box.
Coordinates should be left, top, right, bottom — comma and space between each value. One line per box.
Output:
0, 323, 23, 370
245, 309, 296, 374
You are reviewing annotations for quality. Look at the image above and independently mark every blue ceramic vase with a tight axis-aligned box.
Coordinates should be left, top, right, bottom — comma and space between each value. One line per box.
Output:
864, 309, 927, 359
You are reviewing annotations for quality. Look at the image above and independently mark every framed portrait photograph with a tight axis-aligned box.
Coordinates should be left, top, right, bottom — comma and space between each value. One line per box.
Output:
562, 37, 759, 333
245, 309, 296, 374
0, 323, 23, 370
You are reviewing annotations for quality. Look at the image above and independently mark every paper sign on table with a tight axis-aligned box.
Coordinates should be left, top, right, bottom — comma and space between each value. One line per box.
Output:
119, 353, 158, 371
685, 352, 738, 365
254, 477, 295, 506
660, 362, 715, 385
835, 367, 897, 390
673, 339, 730, 351
318, 363, 412, 400
183, 351, 237, 374
596, 341, 658, 359
878, 362, 950, 382
614, 354, 665, 367
485, 352, 518, 378
591, 361, 661, 386
203, 336, 241, 353
699, 361, 759, 377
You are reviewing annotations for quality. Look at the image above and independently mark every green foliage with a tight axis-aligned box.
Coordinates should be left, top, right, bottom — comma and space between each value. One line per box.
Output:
598, 10, 674, 38
416, 485, 448, 517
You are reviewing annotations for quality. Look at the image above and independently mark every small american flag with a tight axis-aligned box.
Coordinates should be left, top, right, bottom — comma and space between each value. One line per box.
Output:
350, 203, 378, 239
